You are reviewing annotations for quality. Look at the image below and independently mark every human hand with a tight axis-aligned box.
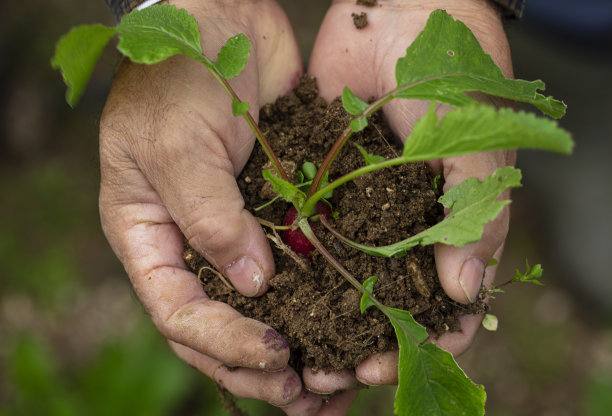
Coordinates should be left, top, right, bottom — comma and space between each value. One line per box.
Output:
97, 0, 342, 413
308, 0, 515, 387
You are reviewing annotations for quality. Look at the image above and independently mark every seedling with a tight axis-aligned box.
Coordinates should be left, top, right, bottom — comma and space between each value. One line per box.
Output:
52, 5, 573, 416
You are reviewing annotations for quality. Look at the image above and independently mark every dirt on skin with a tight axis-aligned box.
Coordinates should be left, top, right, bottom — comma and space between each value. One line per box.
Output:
356, 0, 378, 6
351, 12, 368, 29
183, 76, 486, 373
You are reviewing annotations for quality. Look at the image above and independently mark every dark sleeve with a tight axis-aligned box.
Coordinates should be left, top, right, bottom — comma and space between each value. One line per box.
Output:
490, 0, 525, 18
104, 0, 143, 21
104, 0, 525, 22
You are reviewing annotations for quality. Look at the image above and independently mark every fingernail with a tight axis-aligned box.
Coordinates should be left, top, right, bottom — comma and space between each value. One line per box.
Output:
459, 257, 485, 303
224, 256, 264, 296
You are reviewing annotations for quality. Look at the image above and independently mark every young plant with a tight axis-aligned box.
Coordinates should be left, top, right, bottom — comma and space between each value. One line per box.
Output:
52, 5, 573, 416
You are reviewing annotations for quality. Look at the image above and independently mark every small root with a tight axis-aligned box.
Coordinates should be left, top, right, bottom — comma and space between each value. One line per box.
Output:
257, 216, 311, 272
198, 266, 236, 292
265, 230, 311, 273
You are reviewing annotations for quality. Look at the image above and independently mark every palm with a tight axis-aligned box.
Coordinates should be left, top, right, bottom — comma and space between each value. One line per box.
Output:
308, 1, 515, 381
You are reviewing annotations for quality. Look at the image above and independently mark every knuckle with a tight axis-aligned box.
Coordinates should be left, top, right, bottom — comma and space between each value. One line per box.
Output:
184, 203, 246, 259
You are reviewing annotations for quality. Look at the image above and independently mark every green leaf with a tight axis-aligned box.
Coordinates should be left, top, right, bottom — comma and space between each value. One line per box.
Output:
51, 24, 117, 107
360, 277, 429, 343
403, 103, 574, 160
332, 167, 522, 257
413, 166, 521, 247
482, 314, 498, 331
213, 34, 251, 79
394, 10, 565, 118
354, 143, 385, 166
393, 338, 486, 416
513, 260, 544, 285
360, 276, 379, 313
232, 99, 249, 116
350, 117, 368, 132
387, 308, 429, 344
262, 170, 305, 207
342, 87, 369, 116
116, 4, 205, 64
301, 162, 317, 181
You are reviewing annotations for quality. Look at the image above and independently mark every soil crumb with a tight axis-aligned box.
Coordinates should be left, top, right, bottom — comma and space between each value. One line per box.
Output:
352, 12, 368, 29
357, 0, 377, 6
183, 75, 487, 372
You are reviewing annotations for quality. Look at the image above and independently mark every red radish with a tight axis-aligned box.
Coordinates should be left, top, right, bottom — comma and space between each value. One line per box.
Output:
282, 202, 332, 257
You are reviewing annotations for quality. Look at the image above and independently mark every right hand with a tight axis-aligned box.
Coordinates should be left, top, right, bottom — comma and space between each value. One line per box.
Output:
98, 0, 330, 413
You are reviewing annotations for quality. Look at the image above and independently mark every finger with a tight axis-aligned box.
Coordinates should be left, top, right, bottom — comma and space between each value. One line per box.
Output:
313, 390, 360, 416
355, 351, 399, 386
432, 314, 484, 357
434, 244, 500, 355
99, 158, 290, 370
170, 341, 302, 407
281, 391, 323, 416
355, 317, 484, 387
434, 156, 512, 304
302, 368, 362, 395
101, 56, 277, 297
356, 249, 500, 385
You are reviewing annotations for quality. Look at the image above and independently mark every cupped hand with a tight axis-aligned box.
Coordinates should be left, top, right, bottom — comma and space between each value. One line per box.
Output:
97, 0, 339, 413
308, 0, 515, 387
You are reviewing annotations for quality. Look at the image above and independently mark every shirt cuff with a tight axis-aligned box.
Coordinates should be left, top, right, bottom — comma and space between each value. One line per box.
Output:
104, 0, 156, 21
490, 0, 525, 18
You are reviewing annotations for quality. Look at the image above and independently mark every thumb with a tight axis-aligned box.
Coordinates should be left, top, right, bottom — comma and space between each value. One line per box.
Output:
434, 152, 513, 303
161, 155, 274, 297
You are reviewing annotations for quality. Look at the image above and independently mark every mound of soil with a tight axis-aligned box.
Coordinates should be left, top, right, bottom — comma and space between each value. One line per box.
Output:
183, 76, 486, 373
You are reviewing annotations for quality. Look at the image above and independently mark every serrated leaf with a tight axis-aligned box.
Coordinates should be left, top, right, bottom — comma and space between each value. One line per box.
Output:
394, 10, 565, 118
232, 99, 249, 116
342, 87, 369, 116
214, 34, 251, 79
354, 143, 385, 165
116, 4, 205, 64
51, 24, 117, 106
350, 117, 368, 132
262, 170, 305, 207
403, 103, 574, 160
412, 166, 521, 247
360, 276, 379, 313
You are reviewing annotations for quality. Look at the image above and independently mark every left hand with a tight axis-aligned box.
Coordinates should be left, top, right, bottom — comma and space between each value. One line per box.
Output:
307, 0, 515, 388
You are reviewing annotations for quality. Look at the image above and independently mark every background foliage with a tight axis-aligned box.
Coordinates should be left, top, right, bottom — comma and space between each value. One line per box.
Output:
1, 1, 611, 415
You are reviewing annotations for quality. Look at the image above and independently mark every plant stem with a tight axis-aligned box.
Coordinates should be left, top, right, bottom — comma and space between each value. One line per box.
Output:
304, 73, 468, 214
306, 93, 394, 202
200, 57, 289, 182
299, 219, 384, 307
299, 218, 424, 345
302, 154, 409, 216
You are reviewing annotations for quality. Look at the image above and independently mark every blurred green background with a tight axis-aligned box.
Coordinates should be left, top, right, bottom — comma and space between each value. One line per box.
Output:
1, 1, 611, 415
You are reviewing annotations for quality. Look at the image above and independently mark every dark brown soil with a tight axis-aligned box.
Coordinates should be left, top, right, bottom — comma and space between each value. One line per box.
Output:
183, 76, 486, 373
356, 0, 378, 6
351, 12, 368, 29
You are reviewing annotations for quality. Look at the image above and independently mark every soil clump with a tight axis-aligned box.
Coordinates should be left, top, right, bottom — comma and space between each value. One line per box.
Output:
183, 75, 486, 372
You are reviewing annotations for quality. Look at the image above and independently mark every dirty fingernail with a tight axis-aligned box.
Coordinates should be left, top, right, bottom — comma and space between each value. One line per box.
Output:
262, 328, 289, 352
224, 256, 264, 296
459, 258, 485, 303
